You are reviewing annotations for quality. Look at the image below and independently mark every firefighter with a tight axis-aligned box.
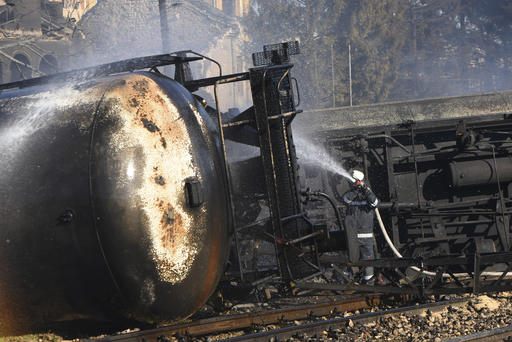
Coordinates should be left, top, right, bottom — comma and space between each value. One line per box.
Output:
342, 170, 379, 284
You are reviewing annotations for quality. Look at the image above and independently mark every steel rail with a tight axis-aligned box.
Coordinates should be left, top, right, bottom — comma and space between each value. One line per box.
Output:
220, 298, 470, 342
90, 296, 381, 342
442, 326, 512, 342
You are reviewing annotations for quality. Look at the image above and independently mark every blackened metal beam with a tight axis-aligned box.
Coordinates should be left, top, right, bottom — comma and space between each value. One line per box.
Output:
0, 54, 202, 91
184, 72, 250, 91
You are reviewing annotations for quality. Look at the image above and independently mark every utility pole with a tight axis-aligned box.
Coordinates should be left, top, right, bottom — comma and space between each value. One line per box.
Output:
349, 44, 352, 106
159, 0, 170, 53
331, 43, 335, 108
230, 34, 236, 107
314, 52, 318, 82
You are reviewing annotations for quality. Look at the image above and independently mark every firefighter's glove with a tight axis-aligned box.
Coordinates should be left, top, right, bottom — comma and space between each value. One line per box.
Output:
362, 186, 374, 199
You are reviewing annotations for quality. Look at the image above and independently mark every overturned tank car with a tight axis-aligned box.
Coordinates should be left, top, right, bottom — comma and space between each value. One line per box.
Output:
0, 55, 230, 333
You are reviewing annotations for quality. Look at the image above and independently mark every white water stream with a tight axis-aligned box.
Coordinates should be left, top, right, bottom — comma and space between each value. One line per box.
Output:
294, 135, 355, 182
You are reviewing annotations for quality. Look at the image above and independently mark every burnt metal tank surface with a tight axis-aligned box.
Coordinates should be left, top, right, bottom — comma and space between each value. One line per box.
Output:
0, 71, 229, 334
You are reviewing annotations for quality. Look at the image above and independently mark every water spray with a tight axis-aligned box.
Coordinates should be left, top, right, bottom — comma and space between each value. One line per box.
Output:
294, 135, 355, 182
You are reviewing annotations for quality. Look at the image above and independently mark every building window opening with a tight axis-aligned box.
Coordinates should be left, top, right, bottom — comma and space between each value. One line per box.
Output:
39, 54, 58, 75
10, 54, 31, 82
0, 6, 14, 25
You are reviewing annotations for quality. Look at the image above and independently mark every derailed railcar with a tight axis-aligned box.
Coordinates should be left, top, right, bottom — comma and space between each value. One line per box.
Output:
324, 115, 512, 254
0, 56, 230, 334
292, 92, 512, 295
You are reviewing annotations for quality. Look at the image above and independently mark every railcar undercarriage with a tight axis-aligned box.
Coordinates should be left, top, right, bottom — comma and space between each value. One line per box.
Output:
295, 114, 512, 295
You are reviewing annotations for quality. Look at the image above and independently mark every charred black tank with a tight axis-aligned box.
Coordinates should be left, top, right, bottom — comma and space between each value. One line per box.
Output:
0, 65, 229, 333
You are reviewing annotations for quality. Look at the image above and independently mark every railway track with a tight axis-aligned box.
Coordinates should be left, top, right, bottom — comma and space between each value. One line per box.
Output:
91, 294, 512, 341
91, 296, 382, 341
220, 298, 470, 341
443, 326, 512, 342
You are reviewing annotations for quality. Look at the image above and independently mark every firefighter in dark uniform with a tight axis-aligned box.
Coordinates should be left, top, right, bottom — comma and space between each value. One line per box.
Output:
342, 170, 379, 283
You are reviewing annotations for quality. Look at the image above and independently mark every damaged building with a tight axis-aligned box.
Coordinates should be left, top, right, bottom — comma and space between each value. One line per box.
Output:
0, 0, 251, 108
74, 0, 252, 109
0, 0, 84, 82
